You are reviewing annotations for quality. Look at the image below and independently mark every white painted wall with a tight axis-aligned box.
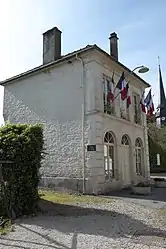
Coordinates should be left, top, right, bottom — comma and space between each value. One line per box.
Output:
3, 59, 90, 180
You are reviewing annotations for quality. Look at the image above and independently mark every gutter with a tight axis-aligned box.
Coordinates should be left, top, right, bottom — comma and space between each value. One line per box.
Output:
75, 54, 86, 194
0, 45, 150, 88
0, 45, 94, 86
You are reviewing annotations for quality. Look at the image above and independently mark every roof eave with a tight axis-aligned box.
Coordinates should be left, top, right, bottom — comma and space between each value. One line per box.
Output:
0, 44, 150, 88
0, 45, 94, 86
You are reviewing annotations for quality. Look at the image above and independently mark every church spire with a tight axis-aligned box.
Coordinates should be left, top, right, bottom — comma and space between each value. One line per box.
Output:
159, 65, 166, 105
158, 57, 166, 125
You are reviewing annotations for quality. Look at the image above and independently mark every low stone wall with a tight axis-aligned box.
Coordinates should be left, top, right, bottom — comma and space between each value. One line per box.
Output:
39, 177, 122, 195
39, 177, 86, 193
132, 186, 151, 195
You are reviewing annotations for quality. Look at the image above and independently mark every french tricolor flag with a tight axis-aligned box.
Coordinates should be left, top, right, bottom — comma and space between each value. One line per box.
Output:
116, 72, 130, 102
144, 89, 154, 117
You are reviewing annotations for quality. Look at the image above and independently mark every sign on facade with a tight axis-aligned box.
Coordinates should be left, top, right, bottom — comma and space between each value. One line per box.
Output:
87, 145, 96, 151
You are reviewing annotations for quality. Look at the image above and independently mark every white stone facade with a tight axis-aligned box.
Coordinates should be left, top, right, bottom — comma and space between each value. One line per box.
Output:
2, 49, 150, 194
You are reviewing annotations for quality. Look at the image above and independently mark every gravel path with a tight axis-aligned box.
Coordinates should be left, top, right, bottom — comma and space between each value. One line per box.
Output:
0, 197, 166, 249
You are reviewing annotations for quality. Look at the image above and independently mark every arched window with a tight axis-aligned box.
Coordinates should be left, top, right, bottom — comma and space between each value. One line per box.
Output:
121, 134, 130, 146
135, 138, 143, 175
104, 131, 115, 178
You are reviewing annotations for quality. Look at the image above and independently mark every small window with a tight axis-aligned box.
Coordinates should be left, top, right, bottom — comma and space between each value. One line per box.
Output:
104, 131, 114, 143
135, 138, 142, 147
133, 94, 141, 124
104, 131, 115, 179
120, 99, 130, 121
103, 76, 115, 115
121, 135, 130, 146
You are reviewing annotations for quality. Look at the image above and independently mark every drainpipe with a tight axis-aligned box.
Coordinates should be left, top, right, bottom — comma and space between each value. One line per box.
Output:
75, 54, 86, 194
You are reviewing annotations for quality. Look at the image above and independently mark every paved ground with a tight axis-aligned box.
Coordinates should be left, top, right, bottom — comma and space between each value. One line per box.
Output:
151, 173, 166, 178
0, 188, 166, 249
106, 187, 166, 209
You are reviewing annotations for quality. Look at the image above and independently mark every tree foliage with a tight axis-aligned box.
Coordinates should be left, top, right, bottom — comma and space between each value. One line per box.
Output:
0, 124, 44, 218
148, 116, 166, 171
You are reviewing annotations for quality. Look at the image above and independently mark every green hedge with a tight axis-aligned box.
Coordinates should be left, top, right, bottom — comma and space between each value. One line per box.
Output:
148, 122, 166, 172
0, 124, 44, 218
149, 136, 166, 168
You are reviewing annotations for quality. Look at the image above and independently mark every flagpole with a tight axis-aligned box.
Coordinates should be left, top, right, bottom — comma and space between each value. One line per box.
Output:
115, 65, 149, 88
113, 91, 121, 101
112, 65, 149, 103
113, 80, 130, 101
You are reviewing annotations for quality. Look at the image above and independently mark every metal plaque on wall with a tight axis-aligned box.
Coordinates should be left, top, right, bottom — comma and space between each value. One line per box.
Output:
87, 145, 96, 151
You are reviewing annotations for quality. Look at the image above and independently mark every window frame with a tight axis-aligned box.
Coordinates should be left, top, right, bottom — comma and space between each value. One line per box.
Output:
121, 134, 130, 146
133, 93, 141, 125
103, 75, 115, 115
119, 98, 130, 121
104, 131, 115, 179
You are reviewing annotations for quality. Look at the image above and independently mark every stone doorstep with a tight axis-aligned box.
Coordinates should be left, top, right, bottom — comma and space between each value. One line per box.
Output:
132, 186, 151, 195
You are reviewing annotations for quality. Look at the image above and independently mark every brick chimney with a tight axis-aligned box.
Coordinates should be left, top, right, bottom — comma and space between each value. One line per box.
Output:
109, 32, 119, 61
43, 27, 62, 64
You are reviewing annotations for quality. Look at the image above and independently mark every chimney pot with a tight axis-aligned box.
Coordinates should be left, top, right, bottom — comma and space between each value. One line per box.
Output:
109, 32, 119, 61
43, 27, 62, 64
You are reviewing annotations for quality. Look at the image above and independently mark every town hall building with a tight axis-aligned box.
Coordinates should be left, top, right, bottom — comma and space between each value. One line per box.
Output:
0, 27, 150, 194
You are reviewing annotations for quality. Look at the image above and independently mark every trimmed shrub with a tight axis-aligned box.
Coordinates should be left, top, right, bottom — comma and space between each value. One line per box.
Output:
0, 124, 44, 217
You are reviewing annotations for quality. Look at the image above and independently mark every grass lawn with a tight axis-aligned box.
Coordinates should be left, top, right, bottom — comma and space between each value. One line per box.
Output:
158, 209, 166, 216
39, 190, 114, 205
0, 219, 12, 235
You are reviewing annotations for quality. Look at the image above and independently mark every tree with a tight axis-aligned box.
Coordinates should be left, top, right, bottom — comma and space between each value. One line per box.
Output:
148, 116, 166, 171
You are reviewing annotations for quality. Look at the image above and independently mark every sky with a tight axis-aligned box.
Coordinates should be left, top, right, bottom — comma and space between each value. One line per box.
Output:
0, 0, 165, 124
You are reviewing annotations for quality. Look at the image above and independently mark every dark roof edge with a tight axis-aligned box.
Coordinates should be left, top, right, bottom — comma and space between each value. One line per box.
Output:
0, 44, 150, 88
0, 45, 94, 86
